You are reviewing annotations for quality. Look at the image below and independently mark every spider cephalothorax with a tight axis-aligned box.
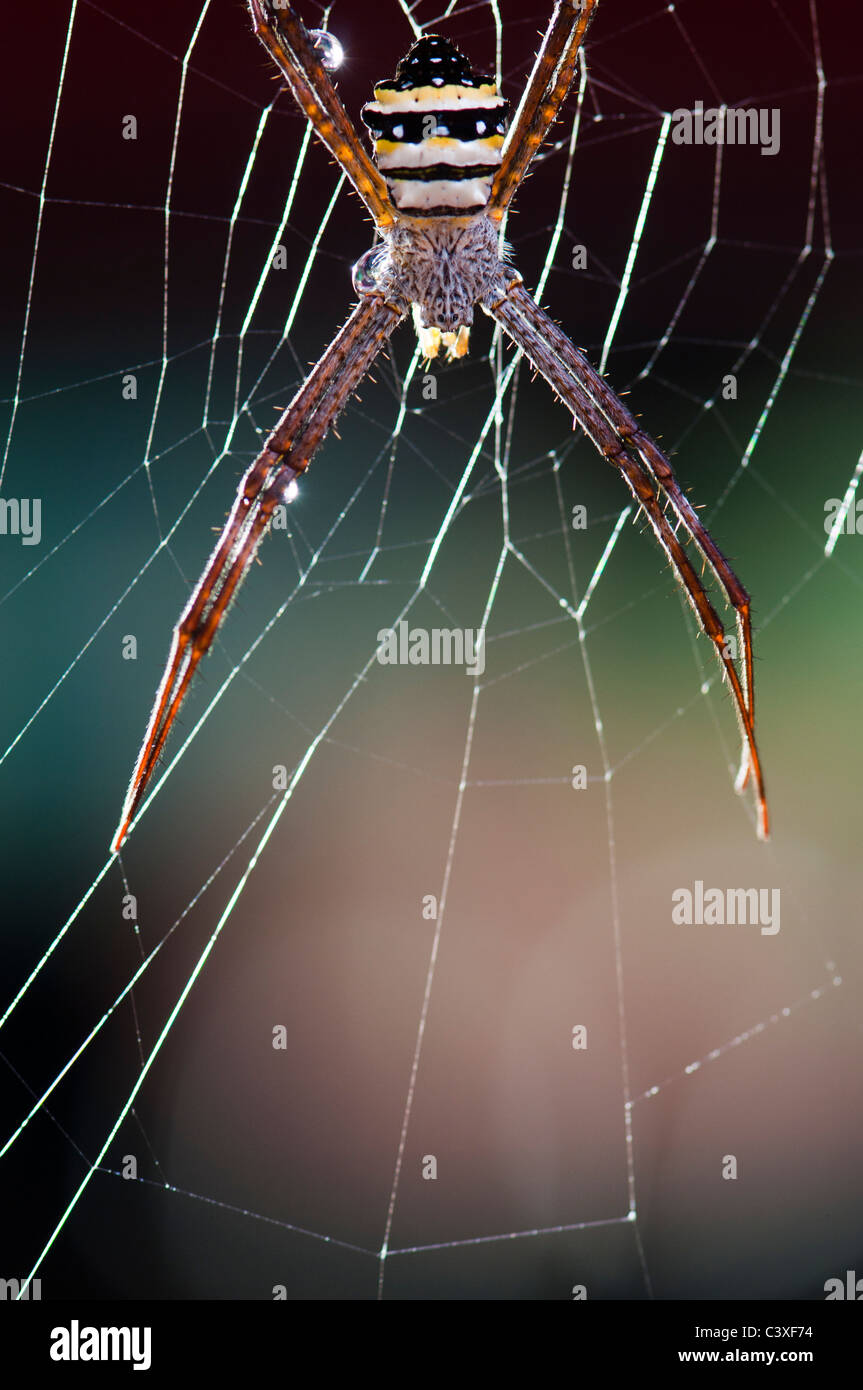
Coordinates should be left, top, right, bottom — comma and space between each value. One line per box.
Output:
112, 0, 769, 853
354, 216, 509, 361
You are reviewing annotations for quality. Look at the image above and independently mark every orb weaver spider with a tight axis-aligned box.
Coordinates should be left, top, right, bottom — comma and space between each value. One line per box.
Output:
112, 0, 768, 852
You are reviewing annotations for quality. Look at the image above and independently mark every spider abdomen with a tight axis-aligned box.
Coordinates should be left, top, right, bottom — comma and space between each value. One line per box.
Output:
361, 35, 509, 216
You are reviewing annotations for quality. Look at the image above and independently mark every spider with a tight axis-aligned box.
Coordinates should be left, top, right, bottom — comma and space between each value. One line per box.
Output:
111, 0, 768, 852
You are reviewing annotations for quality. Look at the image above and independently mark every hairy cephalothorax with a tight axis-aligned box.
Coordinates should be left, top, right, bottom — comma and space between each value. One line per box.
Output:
112, 0, 769, 853
355, 216, 509, 358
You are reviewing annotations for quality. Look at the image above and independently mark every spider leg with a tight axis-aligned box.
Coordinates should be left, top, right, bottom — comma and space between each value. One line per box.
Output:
112, 293, 405, 853
483, 280, 769, 841
247, 1, 394, 227
507, 285, 758, 739
488, 0, 599, 220
248, 0, 396, 229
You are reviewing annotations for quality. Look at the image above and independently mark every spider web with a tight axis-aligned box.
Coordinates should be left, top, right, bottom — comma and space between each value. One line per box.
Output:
1, 0, 861, 1302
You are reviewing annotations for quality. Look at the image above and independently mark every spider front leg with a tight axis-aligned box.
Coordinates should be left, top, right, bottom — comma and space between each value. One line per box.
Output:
249, 0, 396, 230
112, 293, 405, 853
484, 281, 769, 841
488, 0, 599, 221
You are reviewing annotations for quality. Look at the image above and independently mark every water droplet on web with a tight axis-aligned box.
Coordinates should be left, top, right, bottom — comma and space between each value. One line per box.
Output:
310, 30, 344, 72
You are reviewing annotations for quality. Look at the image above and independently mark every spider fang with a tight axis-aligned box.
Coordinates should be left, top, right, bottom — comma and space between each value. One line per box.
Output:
414, 315, 471, 361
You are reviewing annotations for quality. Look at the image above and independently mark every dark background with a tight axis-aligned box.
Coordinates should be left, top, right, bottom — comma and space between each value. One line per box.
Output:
0, 0, 861, 1300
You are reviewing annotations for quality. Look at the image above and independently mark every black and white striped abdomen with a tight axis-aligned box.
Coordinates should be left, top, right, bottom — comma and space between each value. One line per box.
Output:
361, 35, 509, 216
